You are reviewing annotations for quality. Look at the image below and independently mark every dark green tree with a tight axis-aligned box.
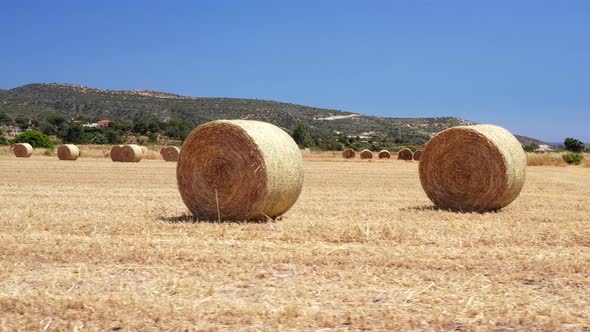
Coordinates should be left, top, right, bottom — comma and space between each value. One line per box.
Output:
0, 112, 11, 125
15, 116, 30, 130
13, 130, 54, 148
291, 122, 315, 148
564, 138, 584, 153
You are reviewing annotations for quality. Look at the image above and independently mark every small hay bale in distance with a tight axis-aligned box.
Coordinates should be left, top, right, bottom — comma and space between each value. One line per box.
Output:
12, 143, 33, 158
419, 124, 527, 212
359, 149, 373, 159
397, 148, 413, 160
177, 120, 304, 221
413, 150, 423, 161
110, 145, 124, 162
160, 146, 180, 162
342, 149, 355, 159
120, 144, 143, 162
378, 150, 391, 159
57, 144, 80, 160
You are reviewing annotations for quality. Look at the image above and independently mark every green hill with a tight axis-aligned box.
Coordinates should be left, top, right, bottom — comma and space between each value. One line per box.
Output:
0, 83, 541, 146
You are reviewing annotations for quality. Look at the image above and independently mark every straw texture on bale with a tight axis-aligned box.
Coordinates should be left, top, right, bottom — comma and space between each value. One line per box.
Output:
110, 145, 124, 162
419, 124, 527, 212
342, 149, 355, 159
360, 149, 373, 159
177, 120, 304, 221
397, 148, 414, 160
160, 146, 180, 162
57, 144, 80, 160
413, 150, 423, 161
378, 150, 391, 159
140, 146, 149, 156
120, 144, 143, 162
12, 143, 33, 158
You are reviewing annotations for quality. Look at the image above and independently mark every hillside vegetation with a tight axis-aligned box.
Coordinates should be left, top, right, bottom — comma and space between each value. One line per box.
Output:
0, 83, 544, 147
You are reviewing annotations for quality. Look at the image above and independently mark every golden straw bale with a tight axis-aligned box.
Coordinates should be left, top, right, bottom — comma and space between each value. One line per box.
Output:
12, 143, 33, 158
120, 145, 143, 162
342, 149, 355, 159
177, 120, 304, 221
160, 146, 180, 162
359, 149, 373, 159
57, 144, 80, 160
413, 150, 423, 161
419, 124, 527, 212
397, 148, 414, 160
378, 150, 391, 159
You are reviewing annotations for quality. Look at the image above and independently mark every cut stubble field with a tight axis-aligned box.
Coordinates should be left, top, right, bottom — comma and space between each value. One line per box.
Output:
0, 153, 589, 331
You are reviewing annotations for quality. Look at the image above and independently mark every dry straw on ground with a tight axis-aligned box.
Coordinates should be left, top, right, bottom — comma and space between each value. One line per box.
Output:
140, 146, 149, 156
526, 153, 566, 167
378, 150, 391, 159
11, 143, 33, 158
110, 145, 124, 162
413, 150, 423, 161
342, 149, 355, 159
397, 148, 413, 160
359, 149, 373, 159
57, 144, 80, 160
160, 146, 180, 162
419, 124, 527, 212
177, 120, 304, 221
120, 145, 143, 162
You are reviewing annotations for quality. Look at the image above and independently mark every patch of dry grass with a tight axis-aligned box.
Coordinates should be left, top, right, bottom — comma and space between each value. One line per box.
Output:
526, 152, 567, 167
0, 155, 589, 330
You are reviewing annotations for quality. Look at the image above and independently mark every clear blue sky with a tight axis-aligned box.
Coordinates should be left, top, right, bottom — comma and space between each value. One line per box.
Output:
1, 1, 588, 142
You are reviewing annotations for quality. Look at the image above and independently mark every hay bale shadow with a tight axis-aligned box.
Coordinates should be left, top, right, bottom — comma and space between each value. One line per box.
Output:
400, 205, 501, 214
160, 214, 280, 224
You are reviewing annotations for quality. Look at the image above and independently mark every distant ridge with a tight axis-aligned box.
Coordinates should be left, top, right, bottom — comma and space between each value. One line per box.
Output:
0, 83, 545, 146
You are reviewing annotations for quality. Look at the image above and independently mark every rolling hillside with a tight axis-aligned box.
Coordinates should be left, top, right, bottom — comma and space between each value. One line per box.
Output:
0, 83, 541, 145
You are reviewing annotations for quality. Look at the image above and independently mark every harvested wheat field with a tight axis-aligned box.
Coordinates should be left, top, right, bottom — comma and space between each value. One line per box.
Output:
0, 154, 589, 331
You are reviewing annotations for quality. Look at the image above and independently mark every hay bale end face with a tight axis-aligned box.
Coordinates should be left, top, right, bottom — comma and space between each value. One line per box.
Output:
110, 145, 124, 162
397, 148, 414, 160
378, 150, 391, 159
413, 150, 423, 161
177, 120, 304, 221
12, 143, 33, 158
360, 149, 373, 159
419, 124, 527, 212
120, 145, 143, 162
160, 146, 180, 162
57, 144, 80, 160
342, 149, 355, 159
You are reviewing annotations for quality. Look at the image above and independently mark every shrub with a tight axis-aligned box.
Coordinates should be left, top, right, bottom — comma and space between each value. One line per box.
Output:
404, 146, 417, 152
0, 136, 9, 146
562, 152, 584, 165
523, 144, 539, 152
564, 138, 585, 153
13, 130, 54, 148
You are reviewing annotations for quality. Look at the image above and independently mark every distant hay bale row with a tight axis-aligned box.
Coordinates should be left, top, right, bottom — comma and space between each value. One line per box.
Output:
57, 144, 80, 160
397, 148, 413, 160
160, 146, 180, 162
419, 124, 526, 212
11, 143, 33, 158
177, 120, 304, 221
110, 144, 144, 162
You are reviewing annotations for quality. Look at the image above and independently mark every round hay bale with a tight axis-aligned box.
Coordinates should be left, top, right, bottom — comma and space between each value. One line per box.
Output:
12, 143, 33, 158
378, 150, 391, 159
359, 149, 373, 159
177, 120, 304, 221
419, 124, 527, 212
160, 146, 180, 162
342, 149, 355, 159
120, 144, 143, 162
57, 144, 80, 160
110, 145, 124, 162
413, 150, 423, 161
397, 148, 414, 161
